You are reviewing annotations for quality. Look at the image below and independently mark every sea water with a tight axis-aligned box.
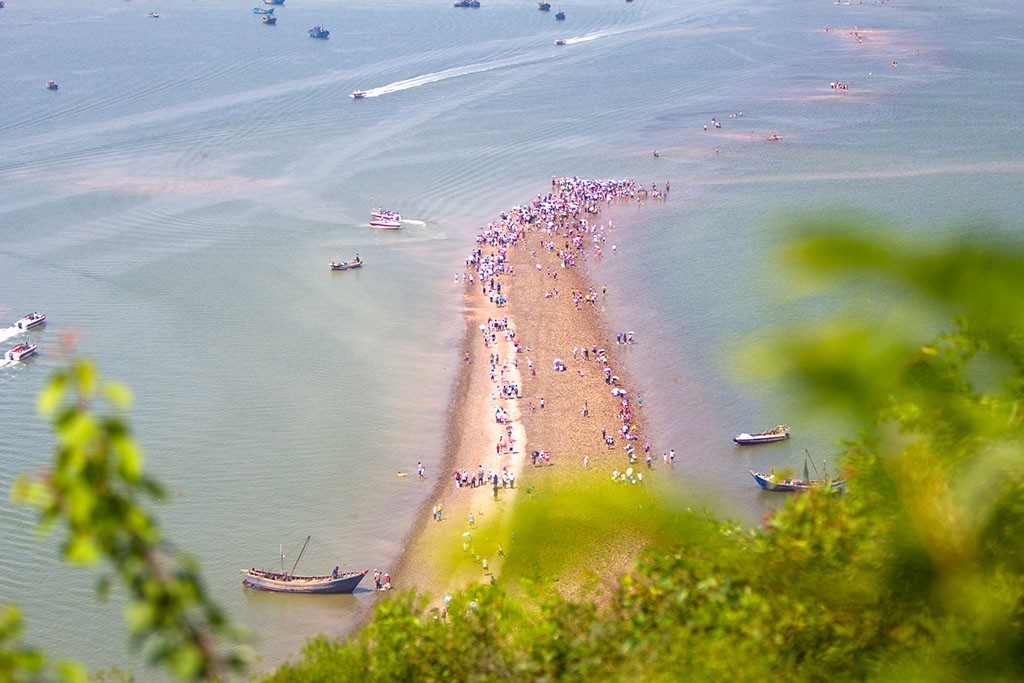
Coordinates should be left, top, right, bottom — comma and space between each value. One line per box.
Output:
1, 0, 1022, 675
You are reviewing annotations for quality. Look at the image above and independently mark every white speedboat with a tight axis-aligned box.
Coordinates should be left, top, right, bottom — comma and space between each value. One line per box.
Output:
15, 312, 46, 330
351, 90, 368, 99
5, 343, 37, 362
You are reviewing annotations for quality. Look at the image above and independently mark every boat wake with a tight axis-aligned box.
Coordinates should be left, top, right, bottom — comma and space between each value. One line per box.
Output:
400, 219, 426, 226
562, 28, 629, 46
0, 326, 24, 344
358, 55, 533, 98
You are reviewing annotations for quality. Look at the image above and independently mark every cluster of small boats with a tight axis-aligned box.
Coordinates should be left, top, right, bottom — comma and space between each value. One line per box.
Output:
4, 312, 46, 363
453, 0, 481, 7
734, 424, 848, 492
370, 208, 401, 229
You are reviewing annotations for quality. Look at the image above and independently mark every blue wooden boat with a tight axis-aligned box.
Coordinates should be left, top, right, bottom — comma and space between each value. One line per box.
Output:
242, 536, 368, 594
262, 15, 277, 25
308, 24, 330, 38
264, 0, 285, 4
749, 469, 846, 493
253, 6, 274, 14
555, 9, 565, 20
538, 2, 551, 10
453, 0, 471, 5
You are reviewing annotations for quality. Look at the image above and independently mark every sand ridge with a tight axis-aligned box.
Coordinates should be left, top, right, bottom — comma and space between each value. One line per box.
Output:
393, 178, 668, 601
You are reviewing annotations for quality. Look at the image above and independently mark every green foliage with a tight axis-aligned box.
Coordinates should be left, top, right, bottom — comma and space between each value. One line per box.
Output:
265, 220, 1024, 682
9, 358, 247, 681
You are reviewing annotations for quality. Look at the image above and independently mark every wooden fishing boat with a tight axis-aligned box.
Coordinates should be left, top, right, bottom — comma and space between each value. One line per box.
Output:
308, 25, 330, 39
733, 424, 789, 445
262, 15, 277, 25
749, 469, 846, 493
242, 536, 367, 594
750, 452, 845, 493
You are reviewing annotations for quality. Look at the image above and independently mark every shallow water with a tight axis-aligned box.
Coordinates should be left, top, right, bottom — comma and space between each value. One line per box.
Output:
1, 0, 1022, 675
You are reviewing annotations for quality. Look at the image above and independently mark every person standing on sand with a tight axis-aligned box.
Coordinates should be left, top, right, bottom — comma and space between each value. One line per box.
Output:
583, 455, 589, 469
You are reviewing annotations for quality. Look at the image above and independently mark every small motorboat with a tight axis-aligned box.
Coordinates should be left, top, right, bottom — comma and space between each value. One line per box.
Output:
453, 0, 470, 5
733, 424, 789, 445
15, 312, 46, 330
262, 14, 277, 24
371, 208, 401, 222
46, 81, 59, 90
264, 0, 285, 4
330, 256, 363, 271
148, 12, 160, 18
253, 6, 274, 13
538, 2, 551, 10
554, 38, 567, 45
308, 24, 330, 38
351, 90, 368, 99
5, 343, 37, 362
555, 9, 565, 20
370, 216, 402, 229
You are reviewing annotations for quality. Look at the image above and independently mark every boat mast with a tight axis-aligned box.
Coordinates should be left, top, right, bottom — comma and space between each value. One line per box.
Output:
290, 535, 311, 576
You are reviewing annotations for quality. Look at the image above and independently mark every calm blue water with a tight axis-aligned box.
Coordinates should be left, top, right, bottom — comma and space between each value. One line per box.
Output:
2, 0, 1022, 676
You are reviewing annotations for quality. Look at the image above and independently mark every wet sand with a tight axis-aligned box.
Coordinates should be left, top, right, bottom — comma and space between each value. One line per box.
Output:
394, 181, 657, 601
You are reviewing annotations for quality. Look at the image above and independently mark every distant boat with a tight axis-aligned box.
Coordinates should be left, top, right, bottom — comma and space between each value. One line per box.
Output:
554, 38, 567, 45
0, 2, 7, 9
148, 12, 159, 18
330, 255, 363, 271
15, 312, 46, 330
454, 0, 480, 6
264, 0, 285, 4
262, 14, 277, 24
351, 90, 368, 99
555, 9, 565, 20
5, 343, 37, 362
538, 2, 551, 10
46, 81, 59, 90
749, 469, 846, 493
308, 24, 330, 38
241, 536, 368, 594
253, 6, 274, 14
370, 208, 401, 228
733, 424, 789, 445
368, 216, 399, 229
